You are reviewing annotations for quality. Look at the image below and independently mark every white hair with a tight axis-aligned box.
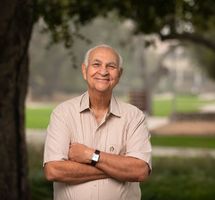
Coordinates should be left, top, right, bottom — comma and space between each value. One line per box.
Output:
83, 44, 123, 68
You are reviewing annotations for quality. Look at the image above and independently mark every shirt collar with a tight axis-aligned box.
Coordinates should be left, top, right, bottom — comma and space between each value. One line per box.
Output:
79, 92, 90, 112
110, 95, 121, 117
79, 91, 121, 117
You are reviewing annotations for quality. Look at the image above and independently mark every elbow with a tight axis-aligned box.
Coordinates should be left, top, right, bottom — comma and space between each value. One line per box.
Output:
44, 163, 56, 182
136, 173, 148, 182
135, 163, 150, 182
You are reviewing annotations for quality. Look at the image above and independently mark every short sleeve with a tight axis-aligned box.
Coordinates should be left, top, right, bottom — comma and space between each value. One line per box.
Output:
43, 105, 71, 166
125, 110, 152, 170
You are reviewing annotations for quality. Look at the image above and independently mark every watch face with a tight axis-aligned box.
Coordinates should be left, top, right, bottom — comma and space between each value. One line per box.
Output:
92, 153, 99, 162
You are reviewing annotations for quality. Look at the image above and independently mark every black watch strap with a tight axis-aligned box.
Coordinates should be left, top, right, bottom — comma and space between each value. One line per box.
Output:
91, 149, 100, 166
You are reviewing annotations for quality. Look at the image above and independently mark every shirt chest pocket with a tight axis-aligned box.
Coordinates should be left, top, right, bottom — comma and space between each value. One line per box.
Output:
105, 143, 126, 155
102, 121, 127, 155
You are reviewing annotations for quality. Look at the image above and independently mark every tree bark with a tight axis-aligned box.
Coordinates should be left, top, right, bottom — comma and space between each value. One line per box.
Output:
0, 0, 33, 199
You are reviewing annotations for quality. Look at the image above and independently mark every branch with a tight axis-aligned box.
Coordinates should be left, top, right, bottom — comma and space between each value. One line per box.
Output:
160, 32, 215, 52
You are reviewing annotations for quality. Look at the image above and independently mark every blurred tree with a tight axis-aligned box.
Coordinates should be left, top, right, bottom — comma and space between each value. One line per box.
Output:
0, 0, 215, 198
29, 14, 136, 98
35, 0, 215, 51
0, 0, 33, 199
111, 0, 215, 81
190, 41, 215, 80
34, 0, 215, 112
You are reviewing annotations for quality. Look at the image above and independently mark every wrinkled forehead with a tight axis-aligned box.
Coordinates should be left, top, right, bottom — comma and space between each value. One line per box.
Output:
89, 47, 119, 64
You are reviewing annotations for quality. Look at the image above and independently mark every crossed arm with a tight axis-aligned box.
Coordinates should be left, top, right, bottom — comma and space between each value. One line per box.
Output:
44, 159, 107, 184
44, 143, 150, 184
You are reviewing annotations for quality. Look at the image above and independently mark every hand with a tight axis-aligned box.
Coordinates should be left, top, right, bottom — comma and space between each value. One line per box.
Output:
68, 143, 94, 164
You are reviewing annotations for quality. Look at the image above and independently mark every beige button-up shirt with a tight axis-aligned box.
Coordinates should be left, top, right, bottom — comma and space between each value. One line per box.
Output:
44, 92, 152, 200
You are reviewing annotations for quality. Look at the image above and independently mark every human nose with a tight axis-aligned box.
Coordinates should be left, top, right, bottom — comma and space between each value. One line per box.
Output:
99, 65, 109, 76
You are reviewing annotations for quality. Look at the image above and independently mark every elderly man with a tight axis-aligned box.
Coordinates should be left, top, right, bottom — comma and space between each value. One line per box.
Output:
43, 44, 152, 200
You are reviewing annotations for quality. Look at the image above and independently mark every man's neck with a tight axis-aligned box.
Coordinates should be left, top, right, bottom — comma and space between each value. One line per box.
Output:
88, 90, 112, 111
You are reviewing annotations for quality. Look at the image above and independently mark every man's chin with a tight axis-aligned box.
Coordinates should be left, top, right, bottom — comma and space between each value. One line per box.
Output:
94, 87, 112, 93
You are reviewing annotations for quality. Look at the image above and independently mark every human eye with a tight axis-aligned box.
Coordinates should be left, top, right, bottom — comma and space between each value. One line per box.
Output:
107, 63, 117, 69
92, 62, 100, 67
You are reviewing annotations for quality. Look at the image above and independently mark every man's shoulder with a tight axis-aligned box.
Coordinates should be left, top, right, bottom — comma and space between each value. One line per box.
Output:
116, 98, 145, 117
53, 94, 83, 113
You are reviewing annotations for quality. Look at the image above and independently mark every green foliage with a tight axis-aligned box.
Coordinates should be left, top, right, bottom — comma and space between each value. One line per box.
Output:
34, 0, 215, 41
191, 43, 215, 80
33, 0, 119, 47
151, 135, 215, 149
28, 145, 53, 200
30, 174, 52, 200
141, 157, 215, 200
190, 0, 215, 31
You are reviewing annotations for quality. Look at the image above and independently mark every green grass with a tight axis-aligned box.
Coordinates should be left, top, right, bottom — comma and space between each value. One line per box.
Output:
151, 135, 215, 149
152, 95, 215, 116
26, 107, 53, 129
28, 144, 215, 200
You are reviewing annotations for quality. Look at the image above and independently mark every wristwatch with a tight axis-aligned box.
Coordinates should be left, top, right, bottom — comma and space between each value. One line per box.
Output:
91, 149, 100, 166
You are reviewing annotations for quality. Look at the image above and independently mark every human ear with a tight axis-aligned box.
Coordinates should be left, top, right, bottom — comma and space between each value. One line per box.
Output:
119, 68, 123, 78
82, 64, 87, 80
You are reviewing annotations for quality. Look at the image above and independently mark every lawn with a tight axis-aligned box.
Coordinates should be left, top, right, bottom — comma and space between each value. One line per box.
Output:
26, 107, 53, 129
152, 94, 215, 116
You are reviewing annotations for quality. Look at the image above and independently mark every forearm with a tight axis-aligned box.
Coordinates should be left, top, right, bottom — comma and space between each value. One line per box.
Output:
96, 152, 150, 182
44, 160, 108, 184
68, 143, 150, 182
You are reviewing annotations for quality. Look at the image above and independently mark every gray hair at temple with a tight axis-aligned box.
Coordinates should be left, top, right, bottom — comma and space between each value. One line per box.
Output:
83, 44, 123, 68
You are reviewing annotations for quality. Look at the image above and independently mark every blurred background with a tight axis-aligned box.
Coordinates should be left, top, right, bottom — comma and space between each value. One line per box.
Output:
25, 1, 215, 200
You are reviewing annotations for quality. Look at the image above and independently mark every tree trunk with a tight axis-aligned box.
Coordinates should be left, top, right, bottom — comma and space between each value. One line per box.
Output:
133, 35, 153, 115
0, 0, 33, 199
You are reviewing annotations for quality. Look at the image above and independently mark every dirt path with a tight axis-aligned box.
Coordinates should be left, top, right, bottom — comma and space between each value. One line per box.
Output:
153, 146, 215, 158
151, 121, 215, 135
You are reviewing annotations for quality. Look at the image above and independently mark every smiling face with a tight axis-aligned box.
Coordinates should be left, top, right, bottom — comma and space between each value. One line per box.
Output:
82, 47, 123, 94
